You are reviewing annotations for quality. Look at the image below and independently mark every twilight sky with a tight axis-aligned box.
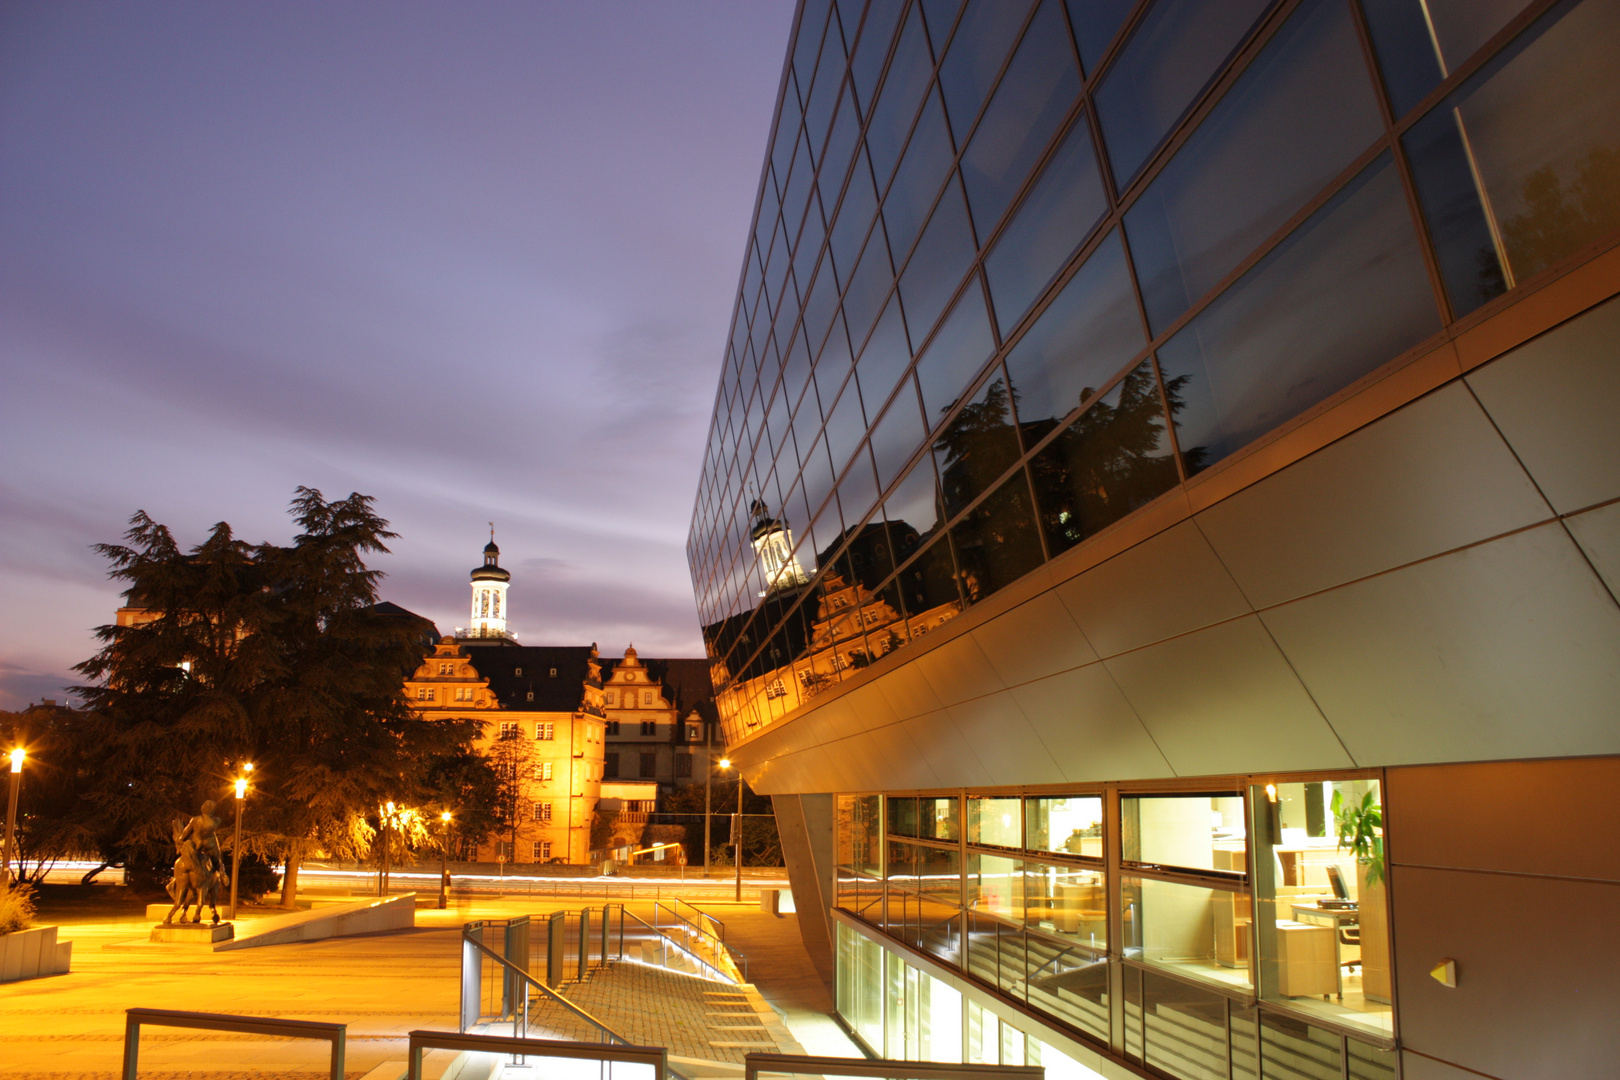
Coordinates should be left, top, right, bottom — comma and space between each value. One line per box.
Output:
0, 1, 795, 708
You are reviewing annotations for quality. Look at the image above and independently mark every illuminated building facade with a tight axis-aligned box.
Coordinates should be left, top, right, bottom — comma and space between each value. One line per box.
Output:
687, 2, 1620, 1079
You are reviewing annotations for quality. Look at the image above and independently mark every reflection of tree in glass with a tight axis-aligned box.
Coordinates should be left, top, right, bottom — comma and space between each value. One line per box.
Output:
1029, 363, 1190, 556
933, 378, 1023, 518
1497, 145, 1620, 280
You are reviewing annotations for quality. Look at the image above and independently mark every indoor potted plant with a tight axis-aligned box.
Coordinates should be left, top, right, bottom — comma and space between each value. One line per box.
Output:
1333, 789, 1390, 1002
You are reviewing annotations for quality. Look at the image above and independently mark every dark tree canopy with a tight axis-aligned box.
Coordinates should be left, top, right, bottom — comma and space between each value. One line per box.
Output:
74, 488, 490, 904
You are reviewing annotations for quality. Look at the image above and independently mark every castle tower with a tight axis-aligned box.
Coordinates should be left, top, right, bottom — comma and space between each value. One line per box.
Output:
468, 527, 511, 638
750, 499, 809, 594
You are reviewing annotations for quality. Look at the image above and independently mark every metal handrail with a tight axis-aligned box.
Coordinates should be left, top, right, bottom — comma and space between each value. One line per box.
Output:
463, 930, 627, 1043
123, 1008, 345, 1080
665, 895, 725, 943
742, 1053, 1045, 1080
623, 907, 742, 983
408, 1029, 668, 1080
651, 899, 748, 979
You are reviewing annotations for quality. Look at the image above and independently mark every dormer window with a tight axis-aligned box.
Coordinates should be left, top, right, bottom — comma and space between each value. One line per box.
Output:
550, 667, 557, 677
514, 667, 523, 676
527, 691, 535, 702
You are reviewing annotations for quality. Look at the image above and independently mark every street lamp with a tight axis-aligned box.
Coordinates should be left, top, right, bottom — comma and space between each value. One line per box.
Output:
227, 764, 252, 920
717, 757, 744, 902
1, 748, 23, 892
379, 801, 396, 897
438, 811, 453, 910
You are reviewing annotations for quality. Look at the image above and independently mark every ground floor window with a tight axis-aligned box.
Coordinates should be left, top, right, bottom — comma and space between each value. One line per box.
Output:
532, 840, 551, 860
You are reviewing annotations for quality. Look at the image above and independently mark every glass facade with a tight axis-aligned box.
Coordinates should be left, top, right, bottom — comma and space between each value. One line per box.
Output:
835, 776, 1393, 1080
686, 0, 1620, 745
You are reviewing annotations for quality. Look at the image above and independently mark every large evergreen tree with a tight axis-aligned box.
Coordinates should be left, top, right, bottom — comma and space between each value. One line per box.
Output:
75, 488, 487, 906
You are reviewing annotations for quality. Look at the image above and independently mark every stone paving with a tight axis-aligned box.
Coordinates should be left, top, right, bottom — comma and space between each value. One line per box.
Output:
0, 895, 853, 1078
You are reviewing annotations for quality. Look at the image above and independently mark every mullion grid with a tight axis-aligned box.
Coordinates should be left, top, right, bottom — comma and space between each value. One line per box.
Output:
699, 0, 1521, 712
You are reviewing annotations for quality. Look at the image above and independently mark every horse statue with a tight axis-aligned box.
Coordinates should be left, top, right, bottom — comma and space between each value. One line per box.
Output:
162, 800, 229, 925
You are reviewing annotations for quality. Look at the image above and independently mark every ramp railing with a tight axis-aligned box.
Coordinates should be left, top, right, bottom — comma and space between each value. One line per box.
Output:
122, 1008, 345, 1080
743, 1053, 1045, 1080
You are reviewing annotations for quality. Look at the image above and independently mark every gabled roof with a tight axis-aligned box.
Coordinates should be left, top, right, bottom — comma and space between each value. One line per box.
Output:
466, 645, 597, 712
599, 655, 717, 722
369, 601, 440, 649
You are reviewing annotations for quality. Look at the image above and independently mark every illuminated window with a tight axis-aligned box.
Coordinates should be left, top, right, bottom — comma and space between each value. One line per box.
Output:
514, 667, 522, 676
535, 722, 554, 741
533, 761, 554, 781
533, 840, 552, 860
497, 721, 519, 739
416, 687, 434, 701
533, 802, 553, 822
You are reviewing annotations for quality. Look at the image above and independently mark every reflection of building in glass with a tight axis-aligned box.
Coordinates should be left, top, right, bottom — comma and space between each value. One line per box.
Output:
688, 2, 1620, 1079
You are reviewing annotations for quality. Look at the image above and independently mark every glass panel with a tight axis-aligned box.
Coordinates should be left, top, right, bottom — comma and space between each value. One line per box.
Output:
1003, 229, 1143, 430
940, 0, 1036, 137
830, 152, 879, 288
842, 228, 896, 351
1404, 0, 1620, 314
984, 115, 1109, 333
967, 909, 1026, 998
823, 379, 868, 476
898, 175, 979, 345
959, 0, 1081, 236
1231, 1003, 1260, 1080
856, 294, 913, 409
1358, 0, 1446, 118
1025, 795, 1104, 858
1028, 361, 1180, 558
1065, 0, 1135, 74
1141, 970, 1231, 1080
1025, 861, 1107, 949
838, 793, 884, 877
803, 11, 846, 144
888, 838, 920, 891
1259, 1012, 1342, 1080
917, 967, 964, 1062
1123, 793, 1248, 872
821, 85, 862, 197
1251, 779, 1392, 1038
870, 380, 928, 490
839, 923, 886, 1050
888, 795, 920, 838
838, 446, 880, 526
1124, 0, 1384, 334
894, 532, 964, 630
933, 367, 1022, 518
1425, 0, 1537, 73
1093, 0, 1273, 188
950, 468, 1046, 602
1024, 929, 1110, 1042
884, 451, 949, 540
849, 0, 903, 116
884, 89, 955, 260
967, 795, 1023, 847
914, 284, 997, 426
918, 795, 961, 841
1157, 155, 1441, 476
1347, 1037, 1398, 1080
1122, 875, 1253, 991
967, 852, 1025, 921
866, 7, 934, 189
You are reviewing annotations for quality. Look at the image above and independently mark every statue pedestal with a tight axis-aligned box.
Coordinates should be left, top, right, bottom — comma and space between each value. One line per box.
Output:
150, 922, 234, 944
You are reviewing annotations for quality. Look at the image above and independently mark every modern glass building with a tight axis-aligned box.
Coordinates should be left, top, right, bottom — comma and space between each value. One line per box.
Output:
687, 2, 1620, 1078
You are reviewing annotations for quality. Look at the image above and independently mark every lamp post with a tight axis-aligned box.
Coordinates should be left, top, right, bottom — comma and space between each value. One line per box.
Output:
380, 801, 396, 896
719, 757, 744, 903
227, 764, 252, 920
703, 736, 714, 876
438, 811, 453, 910
1, 748, 23, 893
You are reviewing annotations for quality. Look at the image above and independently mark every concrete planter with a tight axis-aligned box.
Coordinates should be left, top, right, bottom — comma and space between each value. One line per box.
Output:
0, 924, 72, 982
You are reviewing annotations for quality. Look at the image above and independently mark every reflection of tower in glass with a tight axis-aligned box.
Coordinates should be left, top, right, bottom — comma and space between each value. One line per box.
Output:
468, 528, 511, 638
749, 500, 809, 594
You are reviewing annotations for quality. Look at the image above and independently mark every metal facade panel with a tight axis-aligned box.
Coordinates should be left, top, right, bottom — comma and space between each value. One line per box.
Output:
1055, 520, 1252, 658
902, 710, 995, 789
969, 591, 1100, 688
875, 657, 946, 721
1194, 383, 1552, 609
1465, 293, 1620, 514
945, 691, 1068, 787
912, 631, 1004, 707
1564, 500, 1620, 600
1262, 523, 1620, 766
1391, 865, 1620, 1080
1008, 662, 1174, 782
1101, 616, 1350, 776
1386, 758, 1620, 883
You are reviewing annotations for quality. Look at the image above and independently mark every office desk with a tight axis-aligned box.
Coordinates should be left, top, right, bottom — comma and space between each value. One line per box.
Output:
1291, 903, 1360, 999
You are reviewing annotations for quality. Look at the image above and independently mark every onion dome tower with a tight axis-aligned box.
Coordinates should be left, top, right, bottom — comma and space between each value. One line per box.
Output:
468, 525, 511, 638
750, 499, 809, 594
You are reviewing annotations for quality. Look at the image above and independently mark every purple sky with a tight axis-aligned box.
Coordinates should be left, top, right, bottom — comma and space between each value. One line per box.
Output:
0, 1, 794, 708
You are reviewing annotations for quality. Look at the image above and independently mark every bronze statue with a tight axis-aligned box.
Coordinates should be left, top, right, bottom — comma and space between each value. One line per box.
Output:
162, 799, 229, 925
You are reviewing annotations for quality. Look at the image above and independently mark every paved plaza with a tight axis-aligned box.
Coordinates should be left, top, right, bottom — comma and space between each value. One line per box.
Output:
0, 893, 856, 1079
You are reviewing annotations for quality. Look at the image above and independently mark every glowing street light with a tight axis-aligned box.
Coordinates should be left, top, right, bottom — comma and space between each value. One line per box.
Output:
2, 748, 24, 892
438, 810, 454, 910
227, 763, 252, 920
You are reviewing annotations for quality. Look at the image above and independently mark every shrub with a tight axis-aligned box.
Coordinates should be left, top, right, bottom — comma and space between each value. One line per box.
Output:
235, 853, 281, 901
0, 882, 37, 934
